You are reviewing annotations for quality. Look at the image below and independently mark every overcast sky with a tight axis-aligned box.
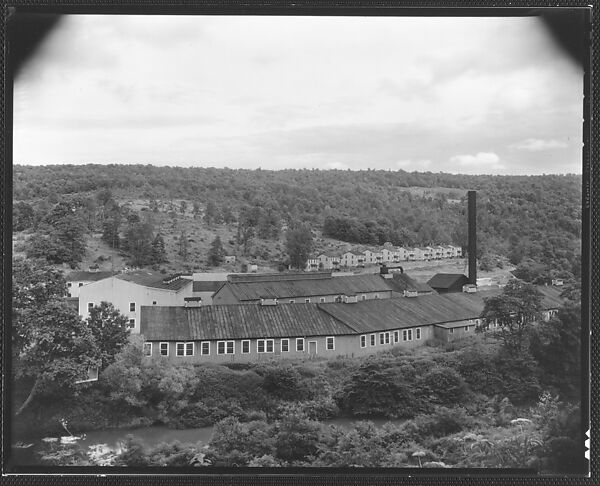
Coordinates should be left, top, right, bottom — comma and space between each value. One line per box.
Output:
13, 15, 583, 174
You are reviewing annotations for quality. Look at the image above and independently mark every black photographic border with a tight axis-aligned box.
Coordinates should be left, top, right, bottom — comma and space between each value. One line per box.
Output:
1, 2, 595, 485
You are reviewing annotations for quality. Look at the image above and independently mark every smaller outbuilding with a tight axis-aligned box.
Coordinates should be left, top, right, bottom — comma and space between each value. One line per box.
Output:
427, 273, 470, 294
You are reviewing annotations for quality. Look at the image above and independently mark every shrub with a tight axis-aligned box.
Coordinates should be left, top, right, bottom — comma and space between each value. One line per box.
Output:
418, 367, 468, 405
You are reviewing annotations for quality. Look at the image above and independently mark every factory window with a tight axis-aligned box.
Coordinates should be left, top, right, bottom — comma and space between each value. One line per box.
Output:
375, 294, 380, 299
370, 334, 376, 346
403, 329, 413, 341
129, 302, 136, 312
379, 333, 385, 345
296, 338, 305, 352
305, 298, 311, 303
360, 335, 367, 348
227, 341, 234, 354
218, 341, 234, 355
415, 328, 421, 340
129, 319, 135, 329
289, 300, 295, 304
449, 328, 454, 334
258, 339, 274, 353
241, 340, 250, 354
281, 339, 289, 352
361, 295, 367, 301
266, 340, 274, 353
464, 326, 470, 332
326, 337, 335, 350
143, 342, 152, 357
320, 297, 325, 303
201, 342, 210, 355
176, 342, 194, 356
78, 283, 83, 287
393, 331, 399, 343
159, 342, 169, 356
153, 301, 157, 305
385, 332, 390, 344
217, 341, 225, 354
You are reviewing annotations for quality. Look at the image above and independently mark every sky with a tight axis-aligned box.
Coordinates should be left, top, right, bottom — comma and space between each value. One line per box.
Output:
13, 15, 584, 175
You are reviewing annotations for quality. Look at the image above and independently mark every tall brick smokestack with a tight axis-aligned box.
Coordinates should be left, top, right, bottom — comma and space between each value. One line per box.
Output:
468, 190, 477, 285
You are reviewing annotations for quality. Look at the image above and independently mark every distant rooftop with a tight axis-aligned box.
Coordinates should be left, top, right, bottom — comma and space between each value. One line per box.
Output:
116, 270, 192, 291
66, 271, 114, 282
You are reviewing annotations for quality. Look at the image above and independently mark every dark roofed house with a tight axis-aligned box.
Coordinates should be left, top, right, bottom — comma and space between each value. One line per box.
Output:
384, 273, 436, 297
427, 273, 470, 294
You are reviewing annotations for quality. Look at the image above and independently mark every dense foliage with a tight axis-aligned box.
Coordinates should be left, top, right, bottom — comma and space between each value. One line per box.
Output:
13, 165, 581, 275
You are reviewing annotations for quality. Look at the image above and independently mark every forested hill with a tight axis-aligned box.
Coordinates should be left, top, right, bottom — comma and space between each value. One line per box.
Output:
13, 165, 582, 277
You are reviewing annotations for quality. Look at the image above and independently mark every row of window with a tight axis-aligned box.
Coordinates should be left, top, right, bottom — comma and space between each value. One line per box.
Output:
144, 337, 336, 357
359, 328, 422, 348
285, 294, 379, 304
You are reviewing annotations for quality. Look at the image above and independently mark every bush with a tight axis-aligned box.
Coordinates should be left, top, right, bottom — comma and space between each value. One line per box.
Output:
418, 367, 468, 405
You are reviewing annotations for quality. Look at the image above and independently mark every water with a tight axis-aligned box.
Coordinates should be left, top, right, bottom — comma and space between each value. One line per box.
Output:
79, 417, 404, 450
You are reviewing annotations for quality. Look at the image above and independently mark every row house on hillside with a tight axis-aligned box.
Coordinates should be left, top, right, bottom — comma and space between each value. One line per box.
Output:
139, 286, 563, 363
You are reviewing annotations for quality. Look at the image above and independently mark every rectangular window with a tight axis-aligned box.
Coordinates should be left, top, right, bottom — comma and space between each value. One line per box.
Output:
258, 340, 265, 353
407, 329, 413, 341
78, 283, 84, 287
129, 318, 135, 329
153, 301, 157, 305
296, 338, 304, 352
160, 342, 169, 356
67, 282, 72, 287
176, 342, 185, 356
281, 339, 289, 352
394, 331, 399, 343
201, 342, 210, 355
415, 328, 421, 340
360, 335, 366, 348
217, 341, 226, 355
370, 334, 376, 346
379, 333, 385, 345
385, 332, 390, 344
289, 299, 295, 304
464, 326, 470, 332
143, 342, 152, 356
266, 339, 274, 353
449, 328, 454, 334
185, 342, 194, 356
375, 294, 380, 299
88, 302, 94, 311
129, 302, 136, 312
319, 297, 325, 303
326, 337, 335, 350
242, 340, 250, 354
402, 330, 407, 341
226, 341, 234, 354
361, 295, 367, 301
305, 298, 311, 303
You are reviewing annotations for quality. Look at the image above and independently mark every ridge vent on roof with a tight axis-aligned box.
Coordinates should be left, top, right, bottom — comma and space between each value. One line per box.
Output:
162, 274, 183, 284
228, 272, 332, 283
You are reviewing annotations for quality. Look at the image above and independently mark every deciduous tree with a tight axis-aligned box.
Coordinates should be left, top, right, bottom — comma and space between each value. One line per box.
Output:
285, 225, 313, 270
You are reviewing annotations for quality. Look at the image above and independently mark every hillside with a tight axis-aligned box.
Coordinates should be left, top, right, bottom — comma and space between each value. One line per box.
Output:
12, 165, 581, 281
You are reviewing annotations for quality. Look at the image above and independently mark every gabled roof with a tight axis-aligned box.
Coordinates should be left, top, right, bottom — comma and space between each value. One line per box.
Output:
141, 304, 355, 341
219, 274, 393, 301
385, 273, 435, 294
427, 273, 469, 289
193, 281, 225, 293
116, 270, 192, 291
66, 271, 114, 282
141, 286, 564, 341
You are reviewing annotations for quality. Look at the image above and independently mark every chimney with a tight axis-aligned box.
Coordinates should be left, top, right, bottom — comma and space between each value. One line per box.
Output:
468, 190, 477, 286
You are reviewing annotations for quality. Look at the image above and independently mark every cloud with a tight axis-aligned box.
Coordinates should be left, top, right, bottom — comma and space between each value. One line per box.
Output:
510, 138, 569, 151
450, 152, 501, 167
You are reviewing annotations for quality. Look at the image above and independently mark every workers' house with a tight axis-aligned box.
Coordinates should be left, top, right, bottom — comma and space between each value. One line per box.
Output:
140, 286, 563, 363
341, 252, 359, 268
211, 272, 393, 305
78, 270, 194, 333
66, 271, 114, 298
